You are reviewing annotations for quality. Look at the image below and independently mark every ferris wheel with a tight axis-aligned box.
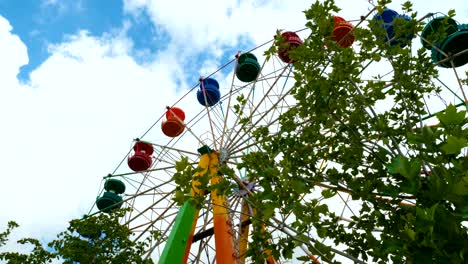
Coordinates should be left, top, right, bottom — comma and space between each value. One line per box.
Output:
88, 4, 468, 264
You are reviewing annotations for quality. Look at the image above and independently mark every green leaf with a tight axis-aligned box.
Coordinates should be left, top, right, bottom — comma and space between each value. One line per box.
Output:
441, 136, 467, 155
452, 175, 468, 196
407, 132, 424, 144
436, 104, 466, 127
291, 179, 307, 193
460, 205, 468, 220
316, 226, 328, 238
175, 157, 189, 171
387, 155, 421, 179
296, 255, 311, 261
174, 190, 186, 205
404, 225, 416, 241
263, 205, 275, 220
447, 9, 456, 17
321, 189, 337, 199
416, 203, 438, 223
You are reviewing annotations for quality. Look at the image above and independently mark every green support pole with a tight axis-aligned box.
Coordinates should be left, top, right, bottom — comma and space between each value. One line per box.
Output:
158, 201, 197, 263
158, 147, 212, 263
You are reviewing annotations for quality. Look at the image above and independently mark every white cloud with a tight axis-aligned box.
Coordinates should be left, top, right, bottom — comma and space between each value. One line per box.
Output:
123, 0, 312, 76
0, 19, 182, 244
41, 0, 84, 14
123, 0, 468, 82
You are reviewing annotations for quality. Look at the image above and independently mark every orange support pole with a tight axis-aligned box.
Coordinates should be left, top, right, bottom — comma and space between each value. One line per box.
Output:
310, 254, 322, 264
210, 152, 238, 264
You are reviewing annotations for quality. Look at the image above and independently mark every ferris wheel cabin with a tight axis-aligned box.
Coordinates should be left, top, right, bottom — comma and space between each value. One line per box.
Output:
373, 8, 413, 47
331, 16, 355, 48
127, 140, 154, 172
162, 107, 186, 137
96, 179, 126, 213
197, 78, 221, 107
421, 16, 468, 68
235, 53, 261, 82
277, 31, 303, 63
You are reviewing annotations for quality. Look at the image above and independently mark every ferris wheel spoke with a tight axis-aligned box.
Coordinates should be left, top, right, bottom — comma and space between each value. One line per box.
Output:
219, 52, 274, 150
227, 115, 282, 156
115, 163, 196, 180
450, 63, 468, 103
124, 190, 175, 225
193, 203, 216, 263
245, 65, 292, 120
270, 216, 366, 264
152, 143, 200, 158
136, 169, 179, 187
129, 208, 178, 244
127, 198, 178, 231
235, 174, 366, 263
336, 191, 358, 222
226, 82, 294, 153
123, 175, 166, 200
228, 93, 288, 149
120, 175, 154, 191
154, 145, 192, 165
191, 207, 217, 263
189, 237, 216, 263
219, 52, 243, 150
228, 141, 263, 159
182, 102, 227, 150
201, 101, 219, 151
127, 168, 175, 202
123, 183, 176, 221
222, 62, 290, 152
256, 64, 294, 123
142, 213, 179, 259
237, 199, 324, 263
199, 242, 216, 263
209, 106, 228, 133
195, 79, 268, 153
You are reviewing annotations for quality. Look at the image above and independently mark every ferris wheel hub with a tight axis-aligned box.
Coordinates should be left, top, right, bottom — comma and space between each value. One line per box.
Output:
219, 147, 229, 163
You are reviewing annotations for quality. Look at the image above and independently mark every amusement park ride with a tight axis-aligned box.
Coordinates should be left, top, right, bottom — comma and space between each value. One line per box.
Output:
88, 6, 468, 264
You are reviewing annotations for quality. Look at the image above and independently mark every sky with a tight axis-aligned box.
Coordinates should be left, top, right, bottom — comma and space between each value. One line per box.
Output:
0, 0, 467, 261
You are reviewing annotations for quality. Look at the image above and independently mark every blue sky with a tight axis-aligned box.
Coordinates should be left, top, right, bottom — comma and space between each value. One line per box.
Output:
0, 0, 467, 261
0, 0, 163, 81
1, 0, 467, 85
0, 0, 256, 86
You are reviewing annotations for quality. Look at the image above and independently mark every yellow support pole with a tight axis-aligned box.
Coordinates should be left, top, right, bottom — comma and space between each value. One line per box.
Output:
181, 152, 211, 263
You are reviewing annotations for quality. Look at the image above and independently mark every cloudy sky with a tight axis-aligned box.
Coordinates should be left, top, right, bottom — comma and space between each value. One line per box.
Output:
0, 0, 467, 258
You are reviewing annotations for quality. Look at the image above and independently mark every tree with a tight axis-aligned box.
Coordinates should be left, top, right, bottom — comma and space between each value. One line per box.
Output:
0, 221, 56, 263
236, 0, 468, 263
0, 209, 154, 264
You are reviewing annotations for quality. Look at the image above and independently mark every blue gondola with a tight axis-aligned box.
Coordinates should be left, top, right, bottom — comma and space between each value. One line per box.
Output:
373, 9, 413, 47
197, 78, 221, 107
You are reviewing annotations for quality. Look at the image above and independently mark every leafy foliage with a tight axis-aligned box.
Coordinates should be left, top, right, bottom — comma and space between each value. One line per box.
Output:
235, 0, 468, 263
0, 210, 153, 264
0, 221, 18, 247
